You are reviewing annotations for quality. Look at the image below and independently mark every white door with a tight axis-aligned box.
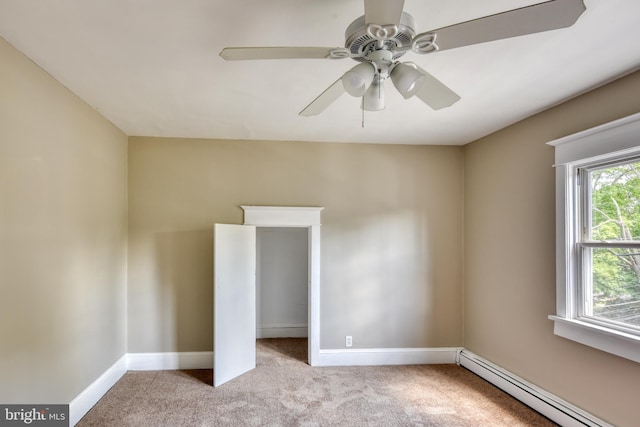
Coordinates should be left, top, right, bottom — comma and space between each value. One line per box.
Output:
213, 224, 256, 387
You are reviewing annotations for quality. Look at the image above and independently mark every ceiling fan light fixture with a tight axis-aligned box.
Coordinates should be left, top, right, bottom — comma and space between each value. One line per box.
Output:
390, 63, 425, 99
362, 81, 385, 111
342, 62, 376, 97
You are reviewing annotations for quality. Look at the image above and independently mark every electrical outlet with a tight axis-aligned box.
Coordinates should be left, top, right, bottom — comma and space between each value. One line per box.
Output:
345, 336, 353, 347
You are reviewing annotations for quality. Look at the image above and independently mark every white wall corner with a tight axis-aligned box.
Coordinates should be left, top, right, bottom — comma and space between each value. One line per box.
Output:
69, 354, 128, 426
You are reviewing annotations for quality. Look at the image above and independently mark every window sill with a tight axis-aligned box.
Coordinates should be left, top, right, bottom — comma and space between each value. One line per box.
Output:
549, 315, 640, 363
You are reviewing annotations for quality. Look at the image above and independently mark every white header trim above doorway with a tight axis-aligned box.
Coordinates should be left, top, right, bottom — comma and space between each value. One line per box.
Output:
241, 206, 323, 227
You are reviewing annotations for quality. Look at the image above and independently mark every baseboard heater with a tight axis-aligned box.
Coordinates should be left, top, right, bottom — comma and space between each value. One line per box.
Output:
457, 350, 612, 427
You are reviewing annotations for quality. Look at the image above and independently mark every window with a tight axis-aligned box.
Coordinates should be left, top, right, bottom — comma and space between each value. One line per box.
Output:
578, 159, 640, 330
549, 112, 640, 363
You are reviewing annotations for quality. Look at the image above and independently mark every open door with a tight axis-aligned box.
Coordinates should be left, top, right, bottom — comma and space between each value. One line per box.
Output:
213, 223, 256, 387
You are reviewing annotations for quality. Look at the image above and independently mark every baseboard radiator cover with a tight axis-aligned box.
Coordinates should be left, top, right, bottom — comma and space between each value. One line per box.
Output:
457, 350, 612, 427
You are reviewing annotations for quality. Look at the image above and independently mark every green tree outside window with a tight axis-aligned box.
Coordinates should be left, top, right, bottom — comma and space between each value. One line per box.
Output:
590, 162, 640, 326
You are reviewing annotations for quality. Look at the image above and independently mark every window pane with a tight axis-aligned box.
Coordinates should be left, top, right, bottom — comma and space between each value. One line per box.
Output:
590, 247, 640, 328
590, 161, 640, 241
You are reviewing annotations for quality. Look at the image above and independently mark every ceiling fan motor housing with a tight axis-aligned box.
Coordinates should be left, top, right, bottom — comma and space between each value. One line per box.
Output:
345, 12, 416, 62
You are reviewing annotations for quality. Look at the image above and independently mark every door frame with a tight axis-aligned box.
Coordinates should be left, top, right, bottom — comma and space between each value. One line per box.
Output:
242, 206, 323, 366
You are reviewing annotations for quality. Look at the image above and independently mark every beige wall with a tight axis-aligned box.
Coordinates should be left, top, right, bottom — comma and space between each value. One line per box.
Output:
127, 137, 464, 352
4, 23, 640, 425
0, 37, 128, 403
463, 70, 640, 426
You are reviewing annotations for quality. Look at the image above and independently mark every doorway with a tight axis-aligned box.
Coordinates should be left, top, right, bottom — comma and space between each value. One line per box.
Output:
242, 206, 322, 367
256, 227, 309, 341
213, 206, 323, 386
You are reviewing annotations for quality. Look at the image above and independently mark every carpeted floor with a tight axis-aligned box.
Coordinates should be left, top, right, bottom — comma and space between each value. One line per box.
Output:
78, 339, 557, 426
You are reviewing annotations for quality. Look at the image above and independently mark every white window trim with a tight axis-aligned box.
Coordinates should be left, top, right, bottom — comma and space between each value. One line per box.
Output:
548, 112, 640, 364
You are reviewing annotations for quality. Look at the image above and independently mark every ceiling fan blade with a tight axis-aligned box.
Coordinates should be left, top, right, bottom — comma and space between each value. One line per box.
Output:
406, 63, 461, 110
423, 0, 586, 52
364, 0, 405, 26
220, 47, 338, 60
299, 78, 346, 116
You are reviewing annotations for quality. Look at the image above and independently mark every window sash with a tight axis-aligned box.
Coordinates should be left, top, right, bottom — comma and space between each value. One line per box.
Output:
575, 161, 640, 335
576, 241, 640, 334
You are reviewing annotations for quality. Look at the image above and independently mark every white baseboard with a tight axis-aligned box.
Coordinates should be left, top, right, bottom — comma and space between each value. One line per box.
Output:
127, 351, 214, 370
70, 348, 609, 427
458, 350, 612, 427
317, 347, 460, 366
69, 354, 127, 426
69, 347, 458, 424
257, 326, 308, 339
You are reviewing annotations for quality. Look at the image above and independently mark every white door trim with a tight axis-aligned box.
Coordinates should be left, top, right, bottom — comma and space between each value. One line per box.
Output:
241, 206, 323, 366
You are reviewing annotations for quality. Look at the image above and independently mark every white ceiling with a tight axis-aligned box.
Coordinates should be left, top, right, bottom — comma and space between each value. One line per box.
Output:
1, 0, 639, 145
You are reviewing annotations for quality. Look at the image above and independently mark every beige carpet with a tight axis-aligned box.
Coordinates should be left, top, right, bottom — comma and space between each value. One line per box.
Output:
78, 339, 557, 426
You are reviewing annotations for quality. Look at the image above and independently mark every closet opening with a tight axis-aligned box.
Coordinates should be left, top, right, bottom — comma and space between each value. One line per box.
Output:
256, 227, 309, 362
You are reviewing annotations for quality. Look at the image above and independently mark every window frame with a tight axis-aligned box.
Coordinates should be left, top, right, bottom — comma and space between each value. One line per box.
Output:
548, 112, 640, 363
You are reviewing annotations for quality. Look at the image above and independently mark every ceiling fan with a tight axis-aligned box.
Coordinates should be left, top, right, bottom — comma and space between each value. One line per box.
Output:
220, 0, 586, 116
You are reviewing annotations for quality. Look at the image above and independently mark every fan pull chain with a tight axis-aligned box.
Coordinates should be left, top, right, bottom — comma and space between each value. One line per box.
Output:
361, 97, 365, 128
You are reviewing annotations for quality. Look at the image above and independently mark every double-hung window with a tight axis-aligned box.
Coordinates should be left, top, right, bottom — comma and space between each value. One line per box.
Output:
549, 112, 640, 363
